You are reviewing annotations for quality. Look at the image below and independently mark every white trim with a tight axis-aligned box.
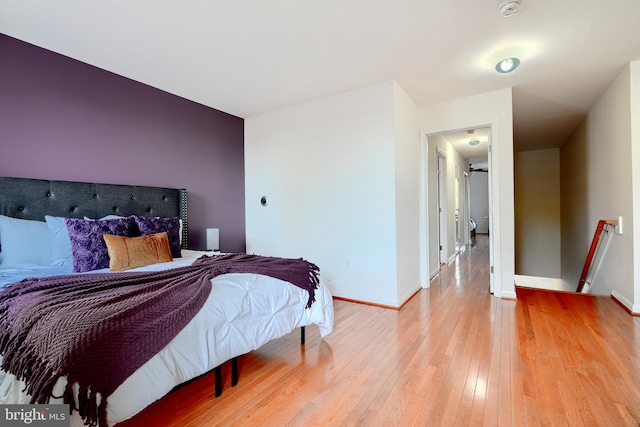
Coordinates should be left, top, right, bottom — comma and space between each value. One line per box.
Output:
398, 285, 422, 307
611, 290, 639, 313
487, 119, 501, 297
487, 133, 495, 295
501, 289, 517, 299
419, 132, 430, 288
419, 118, 507, 299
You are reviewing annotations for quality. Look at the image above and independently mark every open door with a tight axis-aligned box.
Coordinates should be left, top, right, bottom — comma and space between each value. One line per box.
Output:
463, 171, 470, 246
437, 150, 447, 264
487, 139, 495, 293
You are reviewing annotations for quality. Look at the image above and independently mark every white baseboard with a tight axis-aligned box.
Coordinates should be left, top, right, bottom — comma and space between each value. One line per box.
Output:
611, 290, 639, 314
398, 285, 422, 307
514, 274, 573, 292
500, 289, 517, 299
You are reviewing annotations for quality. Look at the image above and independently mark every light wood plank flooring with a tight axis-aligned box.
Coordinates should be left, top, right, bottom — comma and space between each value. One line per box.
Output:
120, 235, 640, 426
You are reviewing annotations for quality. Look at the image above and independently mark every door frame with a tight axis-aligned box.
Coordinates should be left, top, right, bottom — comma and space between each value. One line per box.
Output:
421, 122, 500, 296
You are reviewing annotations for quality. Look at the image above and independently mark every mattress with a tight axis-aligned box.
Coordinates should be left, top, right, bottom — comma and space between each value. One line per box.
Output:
0, 250, 334, 426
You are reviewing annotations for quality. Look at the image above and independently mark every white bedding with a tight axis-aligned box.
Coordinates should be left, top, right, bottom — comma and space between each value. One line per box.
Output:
0, 250, 334, 426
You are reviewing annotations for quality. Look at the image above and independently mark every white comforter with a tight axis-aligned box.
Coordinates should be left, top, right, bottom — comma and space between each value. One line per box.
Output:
0, 250, 334, 426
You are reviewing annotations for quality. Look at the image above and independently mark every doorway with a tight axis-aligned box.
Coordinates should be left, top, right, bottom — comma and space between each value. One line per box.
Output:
423, 127, 493, 286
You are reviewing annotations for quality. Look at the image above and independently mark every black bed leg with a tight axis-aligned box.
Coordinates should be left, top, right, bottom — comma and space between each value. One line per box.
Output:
231, 357, 239, 387
301, 326, 305, 345
214, 365, 222, 397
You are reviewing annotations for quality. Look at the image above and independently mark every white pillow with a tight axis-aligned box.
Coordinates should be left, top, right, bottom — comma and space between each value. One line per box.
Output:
45, 215, 73, 266
0, 215, 52, 266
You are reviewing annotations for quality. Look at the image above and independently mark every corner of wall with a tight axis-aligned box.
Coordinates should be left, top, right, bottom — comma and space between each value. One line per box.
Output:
630, 60, 640, 310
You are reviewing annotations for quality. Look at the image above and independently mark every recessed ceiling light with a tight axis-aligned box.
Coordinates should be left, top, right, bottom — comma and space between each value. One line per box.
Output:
495, 57, 520, 74
468, 139, 481, 147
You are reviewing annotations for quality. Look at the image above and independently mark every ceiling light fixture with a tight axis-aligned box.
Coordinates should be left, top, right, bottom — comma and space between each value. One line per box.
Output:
468, 139, 481, 147
495, 57, 520, 74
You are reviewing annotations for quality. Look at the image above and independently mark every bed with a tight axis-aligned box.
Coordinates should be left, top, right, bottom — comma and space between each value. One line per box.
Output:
0, 177, 334, 427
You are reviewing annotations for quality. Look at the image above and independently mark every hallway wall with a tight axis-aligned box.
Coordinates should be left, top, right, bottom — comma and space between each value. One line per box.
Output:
469, 168, 489, 234
560, 65, 633, 299
515, 149, 561, 278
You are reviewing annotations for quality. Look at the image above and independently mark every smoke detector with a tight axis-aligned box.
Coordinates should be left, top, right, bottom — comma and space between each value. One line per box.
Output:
498, 0, 521, 17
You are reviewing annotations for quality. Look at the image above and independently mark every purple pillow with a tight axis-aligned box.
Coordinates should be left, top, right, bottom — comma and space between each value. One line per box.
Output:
65, 217, 136, 272
133, 216, 182, 258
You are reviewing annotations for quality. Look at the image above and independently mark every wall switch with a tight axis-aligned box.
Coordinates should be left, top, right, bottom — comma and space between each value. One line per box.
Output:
616, 216, 623, 235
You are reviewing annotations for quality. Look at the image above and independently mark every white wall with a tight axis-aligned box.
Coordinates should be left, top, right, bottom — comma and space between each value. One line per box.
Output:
245, 81, 413, 307
393, 82, 422, 303
418, 89, 515, 299
560, 64, 633, 300
469, 168, 489, 234
632, 60, 640, 312
246, 83, 515, 303
515, 149, 561, 278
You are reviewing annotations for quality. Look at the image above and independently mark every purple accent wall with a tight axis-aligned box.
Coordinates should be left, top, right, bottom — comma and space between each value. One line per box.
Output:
0, 34, 245, 252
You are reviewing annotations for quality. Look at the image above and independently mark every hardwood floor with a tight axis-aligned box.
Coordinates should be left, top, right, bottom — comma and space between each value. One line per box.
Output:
120, 235, 640, 426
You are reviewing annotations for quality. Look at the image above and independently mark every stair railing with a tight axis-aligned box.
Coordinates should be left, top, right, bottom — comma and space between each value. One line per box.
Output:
576, 219, 619, 293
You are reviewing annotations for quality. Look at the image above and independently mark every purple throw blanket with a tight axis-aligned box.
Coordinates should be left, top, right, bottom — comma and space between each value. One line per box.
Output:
0, 254, 320, 427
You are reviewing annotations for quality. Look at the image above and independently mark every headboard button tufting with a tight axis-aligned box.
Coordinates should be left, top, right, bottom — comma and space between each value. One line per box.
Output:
0, 177, 185, 241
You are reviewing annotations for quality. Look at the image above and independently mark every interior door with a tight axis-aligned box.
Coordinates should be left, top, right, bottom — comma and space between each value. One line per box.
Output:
454, 165, 460, 253
488, 140, 494, 293
437, 151, 447, 264
463, 171, 470, 246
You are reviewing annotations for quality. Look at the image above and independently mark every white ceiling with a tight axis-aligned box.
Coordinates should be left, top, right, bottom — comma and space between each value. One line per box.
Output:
1, 1, 639, 153
442, 127, 491, 160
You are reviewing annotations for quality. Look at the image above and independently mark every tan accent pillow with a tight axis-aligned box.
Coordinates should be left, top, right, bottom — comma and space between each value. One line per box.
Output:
104, 232, 173, 272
